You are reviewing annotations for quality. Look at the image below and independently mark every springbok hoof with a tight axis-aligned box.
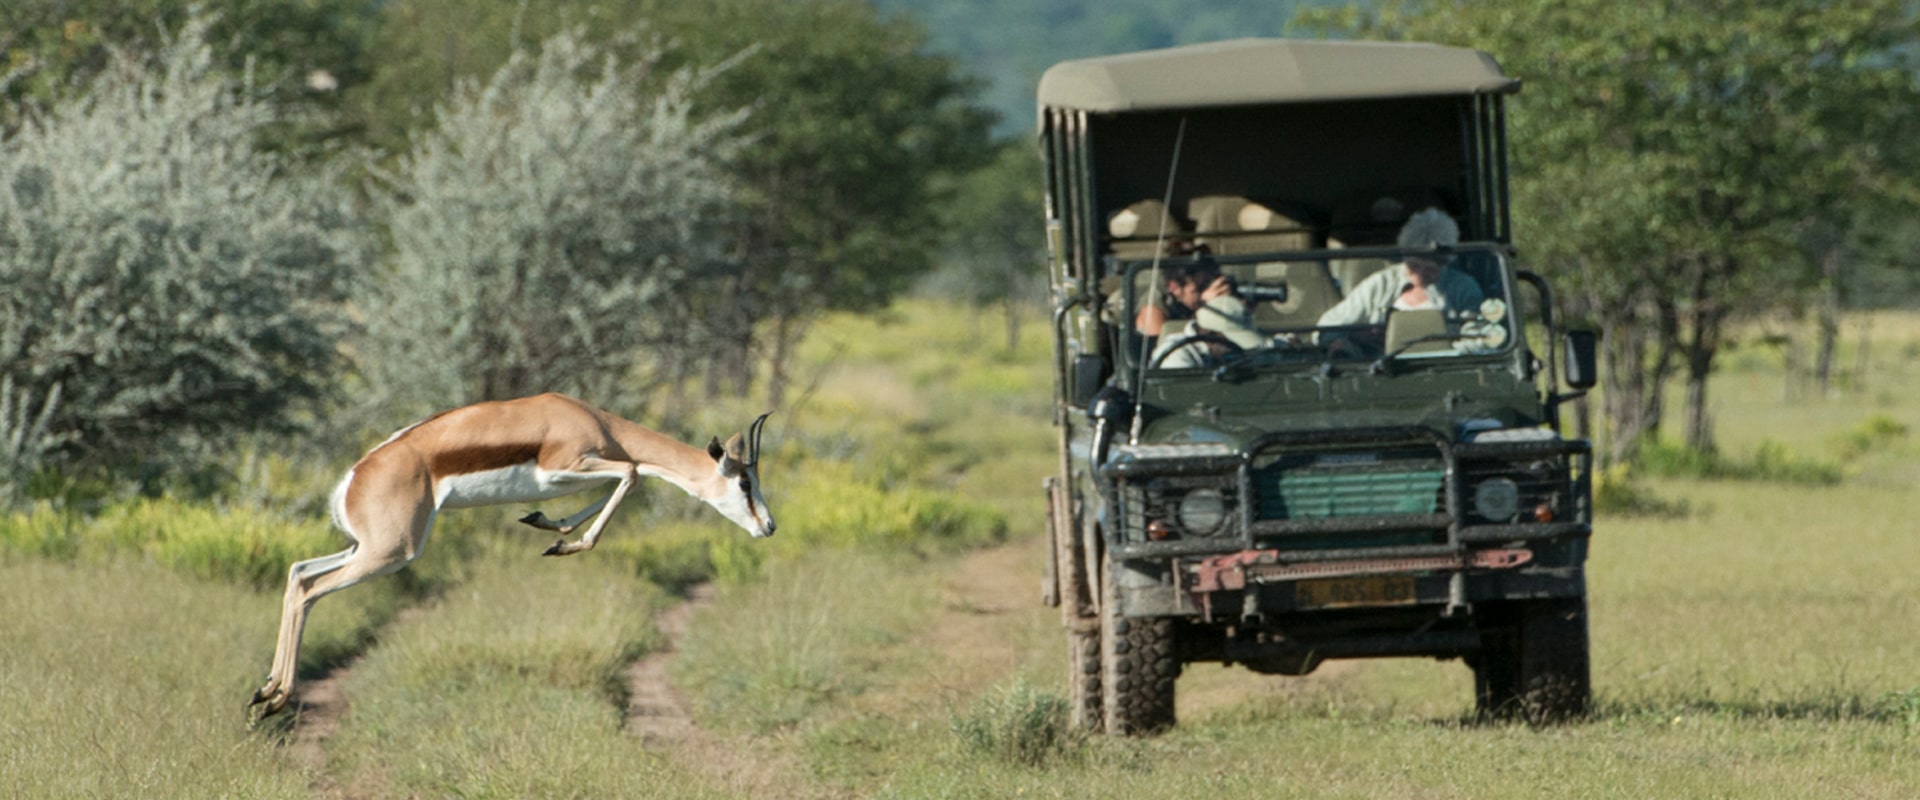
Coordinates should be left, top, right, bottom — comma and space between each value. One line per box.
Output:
247, 685, 289, 721
542, 539, 566, 557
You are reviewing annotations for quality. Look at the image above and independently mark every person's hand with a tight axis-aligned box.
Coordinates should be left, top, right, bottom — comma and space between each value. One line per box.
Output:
1201, 275, 1235, 302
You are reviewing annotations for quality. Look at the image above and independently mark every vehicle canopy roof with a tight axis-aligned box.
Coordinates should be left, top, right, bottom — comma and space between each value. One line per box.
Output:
1038, 38, 1519, 113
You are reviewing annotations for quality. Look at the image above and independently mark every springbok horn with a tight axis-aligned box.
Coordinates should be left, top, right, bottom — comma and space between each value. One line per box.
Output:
747, 411, 773, 466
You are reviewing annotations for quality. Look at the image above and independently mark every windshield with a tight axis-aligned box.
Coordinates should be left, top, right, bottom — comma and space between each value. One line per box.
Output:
1113, 246, 1519, 373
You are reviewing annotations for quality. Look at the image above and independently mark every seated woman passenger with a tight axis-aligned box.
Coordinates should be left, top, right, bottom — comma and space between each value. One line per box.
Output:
1316, 207, 1484, 329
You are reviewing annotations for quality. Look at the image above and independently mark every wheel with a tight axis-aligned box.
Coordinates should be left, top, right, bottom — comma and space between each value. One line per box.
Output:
1473, 597, 1591, 723
1058, 501, 1103, 730
1067, 626, 1103, 730
1100, 572, 1180, 735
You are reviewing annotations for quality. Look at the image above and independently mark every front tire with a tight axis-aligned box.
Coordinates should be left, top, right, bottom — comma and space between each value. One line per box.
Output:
1473, 597, 1591, 723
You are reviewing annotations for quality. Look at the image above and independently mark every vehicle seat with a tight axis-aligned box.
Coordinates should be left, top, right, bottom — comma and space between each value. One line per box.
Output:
1107, 200, 1184, 261
1187, 195, 1316, 255
1383, 308, 1449, 355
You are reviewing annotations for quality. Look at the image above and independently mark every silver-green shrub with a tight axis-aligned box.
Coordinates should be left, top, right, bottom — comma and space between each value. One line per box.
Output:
0, 16, 365, 486
360, 30, 746, 416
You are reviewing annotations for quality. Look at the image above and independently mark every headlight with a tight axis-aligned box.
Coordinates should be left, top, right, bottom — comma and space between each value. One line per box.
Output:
1473, 478, 1520, 522
1176, 489, 1228, 535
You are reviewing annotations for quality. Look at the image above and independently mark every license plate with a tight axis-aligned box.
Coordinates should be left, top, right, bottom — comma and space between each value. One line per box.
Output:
1294, 575, 1417, 608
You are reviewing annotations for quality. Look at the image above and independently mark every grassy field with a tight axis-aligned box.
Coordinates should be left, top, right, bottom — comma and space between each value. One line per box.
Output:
4, 301, 1919, 798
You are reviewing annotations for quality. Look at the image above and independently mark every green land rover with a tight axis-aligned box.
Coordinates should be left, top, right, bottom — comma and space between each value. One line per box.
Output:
1038, 39, 1601, 734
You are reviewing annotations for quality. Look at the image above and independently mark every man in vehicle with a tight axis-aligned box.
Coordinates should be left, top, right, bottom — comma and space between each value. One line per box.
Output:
1318, 207, 1485, 327
1136, 246, 1264, 368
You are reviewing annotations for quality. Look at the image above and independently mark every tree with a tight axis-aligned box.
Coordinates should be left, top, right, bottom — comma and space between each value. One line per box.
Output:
357, 29, 746, 418
0, 1, 380, 151
928, 142, 1049, 351
1305, 0, 1920, 462
0, 16, 365, 486
635, 0, 998, 403
352, 0, 997, 405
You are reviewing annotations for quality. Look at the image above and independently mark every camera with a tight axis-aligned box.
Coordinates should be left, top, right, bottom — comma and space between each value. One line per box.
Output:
1238, 284, 1289, 303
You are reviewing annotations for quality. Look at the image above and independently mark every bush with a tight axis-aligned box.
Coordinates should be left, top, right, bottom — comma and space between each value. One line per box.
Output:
1591, 463, 1691, 518
0, 15, 365, 485
949, 678, 1084, 767
1636, 438, 1842, 485
358, 29, 745, 416
1831, 414, 1909, 462
0, 497, 345, 590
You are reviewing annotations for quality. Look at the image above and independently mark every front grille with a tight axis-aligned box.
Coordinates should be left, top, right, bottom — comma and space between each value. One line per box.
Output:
1252, 448, 1445, 520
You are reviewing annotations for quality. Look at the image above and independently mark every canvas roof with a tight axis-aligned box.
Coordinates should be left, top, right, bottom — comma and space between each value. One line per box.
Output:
1038, 38, 1519, 113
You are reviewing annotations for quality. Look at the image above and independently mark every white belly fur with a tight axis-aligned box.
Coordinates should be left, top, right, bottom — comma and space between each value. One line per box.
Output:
436, 463, 603, 509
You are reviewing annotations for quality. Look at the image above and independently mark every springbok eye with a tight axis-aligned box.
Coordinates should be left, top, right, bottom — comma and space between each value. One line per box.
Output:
738, 478, 752, 494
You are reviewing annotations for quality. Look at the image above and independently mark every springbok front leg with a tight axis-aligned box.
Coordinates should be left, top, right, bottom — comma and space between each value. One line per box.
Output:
541, 457, 639, 556
518, 492, 611, 534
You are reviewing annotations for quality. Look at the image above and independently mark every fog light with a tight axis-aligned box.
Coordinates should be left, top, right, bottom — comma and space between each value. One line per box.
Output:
1176, 489, 1227, 535
1146, 519, 1173, 540
1532, 503, 1555, 523
1473, 478, 1520, 521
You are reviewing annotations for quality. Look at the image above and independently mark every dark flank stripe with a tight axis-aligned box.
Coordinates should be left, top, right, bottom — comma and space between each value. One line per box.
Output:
428, 442, 542, 476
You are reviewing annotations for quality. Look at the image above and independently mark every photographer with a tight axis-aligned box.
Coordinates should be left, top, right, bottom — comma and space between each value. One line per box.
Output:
1136, 245, 1263, 368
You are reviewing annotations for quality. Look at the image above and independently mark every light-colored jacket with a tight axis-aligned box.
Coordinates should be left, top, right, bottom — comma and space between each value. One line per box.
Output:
1152, 294, 1263, 368
1317, 263, 1485, 327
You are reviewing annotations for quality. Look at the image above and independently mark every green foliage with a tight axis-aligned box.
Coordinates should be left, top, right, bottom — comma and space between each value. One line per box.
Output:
0, 15, 365, 486
1591, 463, 1691, 519
1831, 413, 1909, 462
1637, 439, 1843, 486
949, 677, 1084, 767
1303, 0, 1920, 457
357, 28, 745, 414
870, 0, 1325, 135
0, 497, 346, 590
921, 142, 1049, 339
0, 0, 380, 148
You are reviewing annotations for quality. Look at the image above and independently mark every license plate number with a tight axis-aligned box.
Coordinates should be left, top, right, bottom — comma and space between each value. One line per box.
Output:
1294, 575, 1417, 608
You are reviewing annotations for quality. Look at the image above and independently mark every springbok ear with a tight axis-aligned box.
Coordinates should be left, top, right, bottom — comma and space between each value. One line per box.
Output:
707, 437, 725, 461
716, 433, 748, 478
722, 432, 747, 463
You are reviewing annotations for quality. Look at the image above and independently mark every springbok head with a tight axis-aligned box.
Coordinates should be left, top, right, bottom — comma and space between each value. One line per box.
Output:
706, 411, 776, 538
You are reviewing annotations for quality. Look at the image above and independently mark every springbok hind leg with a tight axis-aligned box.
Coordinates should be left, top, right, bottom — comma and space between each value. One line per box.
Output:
250, 500, 433, 720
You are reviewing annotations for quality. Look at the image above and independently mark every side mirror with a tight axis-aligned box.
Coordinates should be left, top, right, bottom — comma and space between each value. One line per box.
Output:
1068, 354, 1109, 408
1563, 330, 1599, 390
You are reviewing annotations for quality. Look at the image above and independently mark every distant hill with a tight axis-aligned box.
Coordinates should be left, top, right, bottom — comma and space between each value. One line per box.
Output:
869, 0, 1340, 135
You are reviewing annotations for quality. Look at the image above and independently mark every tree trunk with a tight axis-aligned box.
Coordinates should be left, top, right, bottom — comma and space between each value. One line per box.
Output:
1813, 245, 1842, 396
1599, 319, 1650, 467
1680, 257, 1727, 453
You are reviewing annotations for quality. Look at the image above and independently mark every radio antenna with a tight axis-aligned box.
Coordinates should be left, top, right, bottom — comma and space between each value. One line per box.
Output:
1129, 116, 1187, 444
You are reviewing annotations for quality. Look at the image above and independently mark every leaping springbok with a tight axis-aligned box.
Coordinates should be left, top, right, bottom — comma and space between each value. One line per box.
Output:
248, 393, 774, 719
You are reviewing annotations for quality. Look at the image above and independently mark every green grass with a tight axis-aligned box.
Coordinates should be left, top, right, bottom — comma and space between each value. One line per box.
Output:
0, 559, 312, 799
8, 300, 1920, 797
318, 552, 726, 799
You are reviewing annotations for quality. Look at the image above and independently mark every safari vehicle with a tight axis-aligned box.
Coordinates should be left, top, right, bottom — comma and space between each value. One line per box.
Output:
1037, 39, 1601, 734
